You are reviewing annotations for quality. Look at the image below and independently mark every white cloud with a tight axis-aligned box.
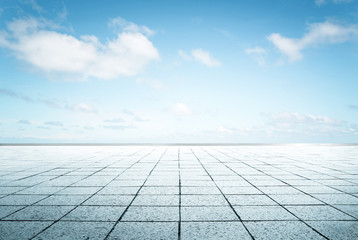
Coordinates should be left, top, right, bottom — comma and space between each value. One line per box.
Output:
218, 125, 233, 135
191, 49, 221, 67
315, 0, 353, 6
169, 103, 193, 116
245, 47, 267, 66
179, 49, 221, 67
268, 20, 358, 62
66, 103, 97, 114
0, 17, 159, 80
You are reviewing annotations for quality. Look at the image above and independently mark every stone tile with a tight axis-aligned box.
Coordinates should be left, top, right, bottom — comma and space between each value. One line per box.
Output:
4, 206, 74, 220
181, 195, 228, 206
245, 221, 326, 240
312, 193, 358, 204
35, 194, 90, 206
0, 221, 53, 240
132, 195, 179, 206
259, 186, 302, 195
181, 222, 252, 240
122, 206, 179, 221
56, 187, 101, 195
234, 206, 297, 220
270, 194, 323, 205
0, 194, 47, 205
333, 204, 358, 218
98, 186, 139, 195
33, 221, 114, 240
63, 206, 126, 221
286, 205, 355, 220
139, 186, 179, 195
82, 195, 134, 206
181, 206, 238, 221
307, 221, 358, 240
227, 194, 278, 206
108, 222, 178, 240
0, 186, 26, 194
220, 186, 262, 195
181, 186, 221, 195
17, 186, 65, 195
0, 205, 23, 218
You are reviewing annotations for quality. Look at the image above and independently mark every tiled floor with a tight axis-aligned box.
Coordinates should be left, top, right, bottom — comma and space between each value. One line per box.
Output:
0, 145, 358, 239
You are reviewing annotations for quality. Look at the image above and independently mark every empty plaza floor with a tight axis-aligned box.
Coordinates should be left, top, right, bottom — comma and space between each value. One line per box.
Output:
0, 145, 358, 239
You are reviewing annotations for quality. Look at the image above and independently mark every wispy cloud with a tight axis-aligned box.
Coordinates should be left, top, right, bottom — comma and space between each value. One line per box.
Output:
348, 104, 358, 110
268, 20, 358, 62
169, 103, 194, 116
44, 121, 63, 127
191, 49, 221, 67
0, 88, 34, 102
1, 88, 97, 114
179, 49, 221, 67
136, 77, 165, 89
245, 47, 267, 66
315, 0, 353, 6
17, 119, 32, 125
103, 124, 134, 130
26, 0, 45, 14
0, 16, 159, 80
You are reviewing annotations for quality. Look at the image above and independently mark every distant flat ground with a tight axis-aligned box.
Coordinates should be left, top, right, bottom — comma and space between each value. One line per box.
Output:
0, 145, 357, 240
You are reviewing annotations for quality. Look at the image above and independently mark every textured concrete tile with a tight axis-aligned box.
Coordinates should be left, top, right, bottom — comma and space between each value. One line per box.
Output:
56, 187, 101, 195
181, 195, 228, 206
181, 206, 238, 221
0, 221, 53, 240
307, 221, 358, 240
0, 186, 26, 194
181, 222, 252, 240
312, 193, 358, 204
234, 206, 297, 220
35, 194, 90, 205
270, 194, 323, 205
98, 186, 139, 195
227, 194, 278, 206
221, 186, 262, 195
0, 205, 23, 218
33, 221, 114, 240
0, 194, 47, 205
259, 186, 302, 195
295, 185, 341, 194
82, 195, 134, 206
63, 206, 126, 221
5, 205, 74, 220
17, 186, 65, 195
286, 205, 355, 220
108, 222, 178, 240
122, 206, 179, 221
333, 204, 358, 218
245, 221, 326, 240
181, 186, 221, 195
139, 186, 179, 195
132, 195, 179, 206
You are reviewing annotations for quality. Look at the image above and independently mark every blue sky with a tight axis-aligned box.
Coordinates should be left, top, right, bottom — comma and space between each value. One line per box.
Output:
0, 0, 357, 143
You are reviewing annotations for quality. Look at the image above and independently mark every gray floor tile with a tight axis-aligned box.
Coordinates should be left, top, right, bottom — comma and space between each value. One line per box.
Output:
181, 222, 252, 240
307, 221, 358, 240
4, 205, 74, 220
234, 205, 297, 220
62, 206, 126, 221
245, 221, 326, 240
181, 206, 238, 221
226, 194, 278, 206
108, 222, 178, 240
82, 195, 134, 206
181, 195, 228, 206
122, 206, 179, 221
286, 205, 355, 220
0, 221, 53, 240
33, 221, 114, 240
